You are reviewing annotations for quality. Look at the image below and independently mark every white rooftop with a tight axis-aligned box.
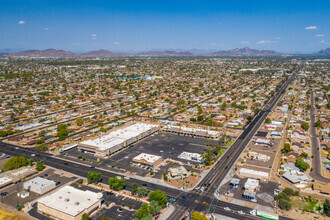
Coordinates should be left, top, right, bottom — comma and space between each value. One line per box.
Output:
38, 185, 103, 217
240, 168, 269, 179
80, 123, 159, 151
133, 153, 161, 163
23, 177, 55, 192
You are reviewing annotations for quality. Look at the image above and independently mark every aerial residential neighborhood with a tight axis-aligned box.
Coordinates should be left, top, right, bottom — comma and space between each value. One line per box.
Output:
0, 1, 330, 220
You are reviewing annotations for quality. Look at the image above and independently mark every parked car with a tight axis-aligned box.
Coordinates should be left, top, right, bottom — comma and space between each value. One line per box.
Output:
251, 199, 257, 203
117, 208, 123, 212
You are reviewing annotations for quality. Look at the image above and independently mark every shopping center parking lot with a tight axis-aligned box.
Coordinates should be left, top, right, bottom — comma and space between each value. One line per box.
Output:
100, 132, 221, 176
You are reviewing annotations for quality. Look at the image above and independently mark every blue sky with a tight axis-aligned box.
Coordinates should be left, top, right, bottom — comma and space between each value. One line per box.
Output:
0, 0, 329, 53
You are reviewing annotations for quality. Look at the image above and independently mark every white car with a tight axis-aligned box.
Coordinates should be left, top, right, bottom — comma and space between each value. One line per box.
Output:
195, 187, 200, 190
274, 189, 280, 195
124, 177, 130, 180
238, 211, 245, 215
200, 187, 205, 191
250, 210, 257, 216
31, 154, 35, 157
224, 207, 231, 211
251, 199, 257, 203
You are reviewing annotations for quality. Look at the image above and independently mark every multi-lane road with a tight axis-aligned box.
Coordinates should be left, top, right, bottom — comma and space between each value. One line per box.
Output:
309, 90, 330, 183
0, 65, 301, 220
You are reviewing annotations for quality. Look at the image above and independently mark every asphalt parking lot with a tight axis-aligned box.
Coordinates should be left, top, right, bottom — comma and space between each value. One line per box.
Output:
101, 132, 220, 176
93, 206, 136, 220
57, 147, 104, 165
218, 175, 278, 207
0, 168, 74, 208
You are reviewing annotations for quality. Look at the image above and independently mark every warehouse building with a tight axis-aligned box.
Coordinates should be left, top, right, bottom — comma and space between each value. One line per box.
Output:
23, 177, 56, 194
78, 123, 159, 157
37, 185, 103, 220
132, 153, 162, 168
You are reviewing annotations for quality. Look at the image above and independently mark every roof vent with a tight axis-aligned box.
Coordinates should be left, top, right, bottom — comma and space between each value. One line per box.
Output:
65, 198, 70, 202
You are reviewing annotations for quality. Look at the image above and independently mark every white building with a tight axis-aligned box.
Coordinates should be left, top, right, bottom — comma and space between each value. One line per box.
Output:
78, 123, 159, 157
38, 185, 103, 220
23, 177, 56, 194
178, 152, 203, 162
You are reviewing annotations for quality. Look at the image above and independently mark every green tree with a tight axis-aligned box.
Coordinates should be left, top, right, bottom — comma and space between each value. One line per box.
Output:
36, 160, 44, 171
265, 118, 271, 124
278, 199, 292, 210
296, 158, 309, 172
87, 171, 101, 184
300, 152, 308, 158
149, 200, 162, 215
324, 199, 330, 217
82, 213, 89, 220
76, 118, 84, 126
131, 182, 139, 195
246, 115, 253, 122
283, 187, 294, 196
148, 190, 168, 208
301, 122, 309, 131
191, 211, 208, 220
314, 120, 321, 128
108, 177, 126, 190
135, 203, 150, 219
137, 187, 148, 197
282, 143, 293, 153
3, 156, 29, 171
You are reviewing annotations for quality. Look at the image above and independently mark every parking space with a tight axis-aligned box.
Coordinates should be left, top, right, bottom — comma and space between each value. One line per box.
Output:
0, 168, 74, 208
218, 175, 278, 207
93, 206, 136, 220
57, 147, 104, 165
100, 132, 220, 176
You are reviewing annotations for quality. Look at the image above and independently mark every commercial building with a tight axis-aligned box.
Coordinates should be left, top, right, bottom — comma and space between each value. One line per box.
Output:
162, 125, 220, 139
23, 177, 56, 194
0, 167, 37, 189
229, 178, 240, 186
244, 178, 259, 191
38, 185, 103, 220
178, 152, 202, 162
132, 153, 162, 168
168, 166, 188, 178
239, 168, 269, 180
78, 123, 159, 157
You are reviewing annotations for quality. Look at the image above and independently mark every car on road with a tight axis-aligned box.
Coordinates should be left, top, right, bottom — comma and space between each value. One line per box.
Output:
117, 208, 123, 212
90, 166, 95, 168
251, 199, 257, 203
15, 147, 19, 150
36, 154, 40, 156
64, 162, 68, 165
74, 165, 79, 168
195, 187, 200, 190
224, 207, 231, 211
181, 196, 187, 199
238, 211, 245, 215
31, 154, 35, 156
143, 184, 147, 187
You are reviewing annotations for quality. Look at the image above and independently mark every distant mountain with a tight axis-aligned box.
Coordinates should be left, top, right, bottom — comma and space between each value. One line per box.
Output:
81, 49, 125, 57
7, 49, 77, 57
138, 50, 193, 56
314, 47, 330, 56
211, 47, 284, 56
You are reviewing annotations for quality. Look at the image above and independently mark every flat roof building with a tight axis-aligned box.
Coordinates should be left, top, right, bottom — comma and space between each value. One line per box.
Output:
244, 178, 259, 191
78, 123, 159, 157
23, 177, 56, 194
38, 185, 103, 220
162, 125, 220, 139
178, 152, 202, 162
169, 166, 188, 178
239, 168, 269, 180
132, 153, 162, 168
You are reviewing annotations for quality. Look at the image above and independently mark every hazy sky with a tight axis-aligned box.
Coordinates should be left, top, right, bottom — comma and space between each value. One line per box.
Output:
0, 0, 329, 53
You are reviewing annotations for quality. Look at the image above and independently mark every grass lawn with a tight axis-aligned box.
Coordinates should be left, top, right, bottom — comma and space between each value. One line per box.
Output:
225, 138, 234, 147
